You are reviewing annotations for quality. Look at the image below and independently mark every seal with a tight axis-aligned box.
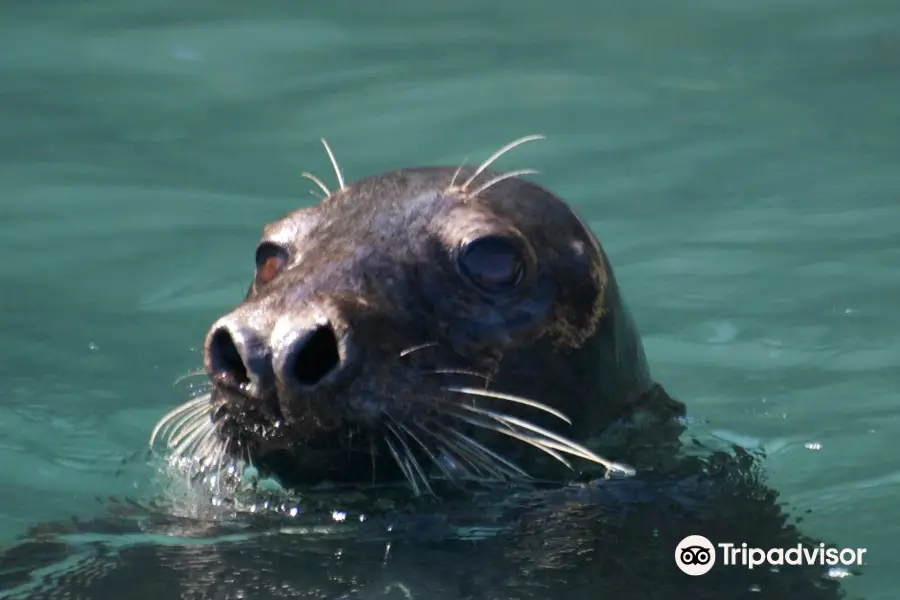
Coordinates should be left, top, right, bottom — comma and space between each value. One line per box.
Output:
1, 137, 849, 600
149, 135, 686, 494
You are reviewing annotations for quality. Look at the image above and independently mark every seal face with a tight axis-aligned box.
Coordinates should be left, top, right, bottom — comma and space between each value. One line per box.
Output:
150, 136, 683, 494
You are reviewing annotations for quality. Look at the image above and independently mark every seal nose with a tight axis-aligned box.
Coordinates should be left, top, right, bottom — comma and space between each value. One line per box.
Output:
205, 312, 347, 398
204, 324, 273, 396
273, 319, 343, 390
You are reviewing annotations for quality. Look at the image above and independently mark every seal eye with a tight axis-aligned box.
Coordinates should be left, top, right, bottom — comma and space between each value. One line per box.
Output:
255, 242, 288, 285
458, 235, 527, 294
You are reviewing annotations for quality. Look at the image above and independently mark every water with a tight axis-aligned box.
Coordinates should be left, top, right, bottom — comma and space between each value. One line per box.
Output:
1, 1, 898, 598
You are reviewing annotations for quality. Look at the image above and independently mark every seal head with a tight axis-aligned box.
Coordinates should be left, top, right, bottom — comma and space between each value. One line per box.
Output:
150, 137, 682, 493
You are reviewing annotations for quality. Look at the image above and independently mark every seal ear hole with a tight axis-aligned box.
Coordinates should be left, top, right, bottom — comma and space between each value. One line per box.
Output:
457, 235, 530, 295
255, 242, 289, 285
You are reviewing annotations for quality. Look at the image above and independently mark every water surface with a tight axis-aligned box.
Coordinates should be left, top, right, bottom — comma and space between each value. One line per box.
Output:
1, 1, 898, 598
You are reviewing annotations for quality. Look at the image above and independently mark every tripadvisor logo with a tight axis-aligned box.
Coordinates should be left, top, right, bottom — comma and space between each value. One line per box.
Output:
674, 535, 867, 576
675, 535, 717, 576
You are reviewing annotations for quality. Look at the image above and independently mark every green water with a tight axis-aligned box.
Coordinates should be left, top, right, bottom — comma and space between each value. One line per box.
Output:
2, 0, 898, 598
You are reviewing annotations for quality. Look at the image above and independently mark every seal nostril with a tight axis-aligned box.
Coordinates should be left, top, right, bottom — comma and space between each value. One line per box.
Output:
290, 324, 341, 386
209, 327, 250, 387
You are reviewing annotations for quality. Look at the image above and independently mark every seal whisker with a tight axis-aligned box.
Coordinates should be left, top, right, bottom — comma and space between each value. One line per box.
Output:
397, 403, 501, 480
181, 427, 215, 470
369, 436, 378, 485
438, 444, 493, 479
319, 138, 346, 191
210, 442, 227, 494
435, 437, 490, 480
457, 403, 632, 473
443, 386, 572, 425
149, 395, 211, 449
227, 436, 242, 478
412, 423, 480, 482
429, 424, 511, 480
171, 415, 216, 460
196, 441, 219, 474
447, 158, 468, 190
207, 434, 231, 486
469, 169, 539, 197
459, 134, 545, 192
165, 404, 214, 451
388, 416, 454, 484
195, 422, 222, 464
302, 172, 331, 197
383, 418, 434, 495
192, 421, 216, 456
443, 427, 532, 480
173, 370, 207, 386
447, 409, 574, 470
398, 341, 438, 358
418, 395, 515, 433
156, 409, 209, 458
169, 401, 212, 436
422, 369, 491, 383
452, 406, 635, 476
382, 433, 420, 496
476, 410, 634, 476
155, 396, 209, 435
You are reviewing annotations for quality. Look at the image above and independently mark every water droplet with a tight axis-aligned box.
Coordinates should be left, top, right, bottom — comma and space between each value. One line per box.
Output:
826, 567, 852, 579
